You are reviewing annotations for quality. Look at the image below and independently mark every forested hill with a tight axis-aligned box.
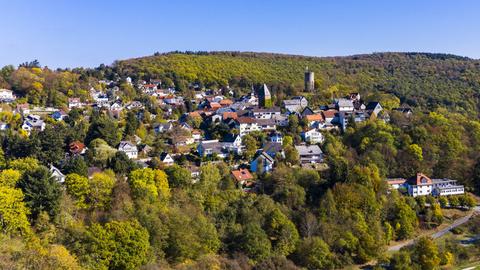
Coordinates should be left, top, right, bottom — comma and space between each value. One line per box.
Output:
114, 51, 480, 114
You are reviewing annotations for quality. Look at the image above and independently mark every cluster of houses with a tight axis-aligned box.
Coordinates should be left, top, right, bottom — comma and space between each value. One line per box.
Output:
0, 73, 429, 193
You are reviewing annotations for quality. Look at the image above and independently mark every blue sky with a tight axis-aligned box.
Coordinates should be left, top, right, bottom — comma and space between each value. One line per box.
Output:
0, 0, 479, 68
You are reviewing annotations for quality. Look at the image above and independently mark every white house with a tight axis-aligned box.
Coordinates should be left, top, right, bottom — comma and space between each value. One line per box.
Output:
0, 89, 15, 102
160, 152, 174, 166
197, 140, 229, 158
192, 130, 202, 142
282, 96, 308, 113
22, 114, 46, 134
118, 141, 138, 159
153, 122, 173, 134
92, 92, 109, 107
126, 101, 144, 110
68, 98, 83, 109
336, 98, 354, 112
237, 117, 260, 136
50, 165, 66, 183
302, 129, 324, 144
252, 107, 281, 119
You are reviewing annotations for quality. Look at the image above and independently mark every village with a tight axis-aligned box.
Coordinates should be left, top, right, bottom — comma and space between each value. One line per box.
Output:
0, 68, 464, 198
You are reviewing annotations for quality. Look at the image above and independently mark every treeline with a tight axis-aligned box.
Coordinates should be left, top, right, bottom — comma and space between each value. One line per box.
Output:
3, 52, 480, 115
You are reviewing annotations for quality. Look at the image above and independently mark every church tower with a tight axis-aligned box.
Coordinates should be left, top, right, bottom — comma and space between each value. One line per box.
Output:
304, 67, 315, 92
259, 83, 272, 108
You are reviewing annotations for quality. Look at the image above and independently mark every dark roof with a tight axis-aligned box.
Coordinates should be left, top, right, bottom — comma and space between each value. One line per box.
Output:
223, 134, 239, 143
160, 152, 171, 160
301, 107, 315, 116
366, 102, 381, 110
263, 142, 283, 153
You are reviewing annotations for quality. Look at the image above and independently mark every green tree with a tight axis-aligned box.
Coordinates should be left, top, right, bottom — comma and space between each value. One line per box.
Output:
17, 165, 61, 220
0, 185, 31, 235
108, 151, 137, 175
31, 125, 66, 165
0, 169, 22, 188
265, 208, 300, 256
294, 237, 334, 270
86, 138, 117, 167
86, 114, 120, 147
242, 134, 258, 160
89, 171, 116, 210
448, 196, 460, 208
284, 145, 299, 165
164, 164, 192, 188
128, 168, 170, 202
458, 194, 476, 209
123, 111, 139, 137
8, 157, 39, 173
84, 220, 150, 270
389, 250, 413, 270
239, 223, 272, 262
411, 237, 440, 270
64, 173, 90, 209
283, 135, 293, 147
392, 199, 418, 240
62, 156, 88, 176
166, 208, 220, 262
438, 196, 448, 208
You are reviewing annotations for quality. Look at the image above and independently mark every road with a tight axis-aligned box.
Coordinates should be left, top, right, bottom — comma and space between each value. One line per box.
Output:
388, 206, 480, 252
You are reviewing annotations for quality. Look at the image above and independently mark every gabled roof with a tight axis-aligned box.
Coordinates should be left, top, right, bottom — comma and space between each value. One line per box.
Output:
321, 109, 338, 119
366, 102, 381, 110
295, 145, 323, 156
337, 98, 354, 107
263, 142, 283, 153
305, 114, 324, 122
301, 107, 315, 116
160, 152, 173, 161
231, 169, 254, 182
118, 141, 137, 150
237, 117, 256, 124
219, 99, 233, 105
188, 111, 202, 118
252, 149, 275, 164
386, 178, 407, 185
223, 112, 238, 120
255, 118, 276, 126
69, 141, 85, 154
407, 173, 433, 185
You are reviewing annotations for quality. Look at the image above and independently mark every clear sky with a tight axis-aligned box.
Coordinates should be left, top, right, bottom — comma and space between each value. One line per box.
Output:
1, 0, 479, 68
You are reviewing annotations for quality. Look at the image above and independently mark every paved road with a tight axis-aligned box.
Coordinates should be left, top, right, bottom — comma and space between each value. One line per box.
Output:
388, 206, 480, 252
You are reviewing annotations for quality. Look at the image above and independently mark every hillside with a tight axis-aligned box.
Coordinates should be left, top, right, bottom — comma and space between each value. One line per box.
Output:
115, 51, 480, 114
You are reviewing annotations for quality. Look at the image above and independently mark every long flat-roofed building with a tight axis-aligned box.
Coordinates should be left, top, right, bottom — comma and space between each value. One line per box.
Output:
386, 173, 464, 197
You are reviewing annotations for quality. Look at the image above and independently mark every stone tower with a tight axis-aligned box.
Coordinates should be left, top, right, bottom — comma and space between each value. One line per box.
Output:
304, 67, 315, 92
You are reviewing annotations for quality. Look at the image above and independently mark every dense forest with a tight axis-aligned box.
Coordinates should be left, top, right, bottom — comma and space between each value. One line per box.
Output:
0, 52, 479, 269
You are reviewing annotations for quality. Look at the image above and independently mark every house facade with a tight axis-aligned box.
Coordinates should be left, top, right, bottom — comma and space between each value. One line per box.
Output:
302, 129, 324, 144
118, 141, 138, 159
295, 145, 323, 164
